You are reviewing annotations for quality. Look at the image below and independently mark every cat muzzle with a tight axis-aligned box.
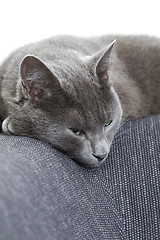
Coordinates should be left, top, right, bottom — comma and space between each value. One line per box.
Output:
92, 153, 107, 162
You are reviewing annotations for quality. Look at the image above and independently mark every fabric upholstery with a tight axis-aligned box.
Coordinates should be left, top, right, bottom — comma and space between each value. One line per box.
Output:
0, 115, 159, 239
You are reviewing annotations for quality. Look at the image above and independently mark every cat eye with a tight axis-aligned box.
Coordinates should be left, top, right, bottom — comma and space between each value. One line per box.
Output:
71, 129, 85, 136
104, 120, 112, 127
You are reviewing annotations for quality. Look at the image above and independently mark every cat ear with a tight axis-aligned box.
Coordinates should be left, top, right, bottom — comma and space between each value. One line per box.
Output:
20, 55, 60, 101
88, 40, 116, 82
95, 40, 116, 80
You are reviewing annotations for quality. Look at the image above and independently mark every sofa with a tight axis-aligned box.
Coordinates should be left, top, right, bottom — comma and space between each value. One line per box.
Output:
0, 115, 159, 240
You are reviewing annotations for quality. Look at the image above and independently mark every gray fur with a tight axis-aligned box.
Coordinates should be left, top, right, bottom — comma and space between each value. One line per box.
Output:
0, 35, 160, 168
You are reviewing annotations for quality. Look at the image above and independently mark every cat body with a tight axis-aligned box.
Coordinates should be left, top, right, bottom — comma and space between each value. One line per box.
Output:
0, 35, 160, 168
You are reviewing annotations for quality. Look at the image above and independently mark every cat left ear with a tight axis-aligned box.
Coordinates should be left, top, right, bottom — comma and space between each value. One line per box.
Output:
20, 55, 61, 102
87, 40, 116, 82
95, 40, 116, 81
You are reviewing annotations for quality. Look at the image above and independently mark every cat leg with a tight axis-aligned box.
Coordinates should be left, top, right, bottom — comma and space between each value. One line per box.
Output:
0, 118, 2, 131
2, 116, 14, 135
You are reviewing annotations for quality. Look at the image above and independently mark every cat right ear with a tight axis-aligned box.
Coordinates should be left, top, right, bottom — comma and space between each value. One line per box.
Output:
20, 55, 61, 102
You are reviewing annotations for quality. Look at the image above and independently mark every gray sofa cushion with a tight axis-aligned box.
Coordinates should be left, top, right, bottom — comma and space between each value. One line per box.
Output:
0, 115, 159, 240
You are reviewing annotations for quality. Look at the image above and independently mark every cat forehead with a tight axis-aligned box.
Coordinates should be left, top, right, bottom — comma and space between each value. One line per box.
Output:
65, 105, 107, 129
59, 72, 112, 118
62, 77, 102, 107
51, 58, 89, 80
63, 88, 111, 124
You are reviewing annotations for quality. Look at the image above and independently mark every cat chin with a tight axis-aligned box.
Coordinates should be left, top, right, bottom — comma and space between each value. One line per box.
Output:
79, 161, 105, 169
71, 154, 107, 169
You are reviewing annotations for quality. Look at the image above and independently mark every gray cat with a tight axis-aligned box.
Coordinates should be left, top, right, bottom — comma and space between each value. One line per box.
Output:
0, 35, 160, 168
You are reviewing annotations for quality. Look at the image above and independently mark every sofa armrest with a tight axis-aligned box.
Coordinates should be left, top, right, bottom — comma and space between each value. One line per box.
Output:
0, 115, 159, 239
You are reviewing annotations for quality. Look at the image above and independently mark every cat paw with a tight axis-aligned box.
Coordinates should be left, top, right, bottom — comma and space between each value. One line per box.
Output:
2, 116, 15, 135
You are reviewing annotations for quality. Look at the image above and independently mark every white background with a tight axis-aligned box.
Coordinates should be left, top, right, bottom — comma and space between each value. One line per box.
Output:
0, 0, 160, 63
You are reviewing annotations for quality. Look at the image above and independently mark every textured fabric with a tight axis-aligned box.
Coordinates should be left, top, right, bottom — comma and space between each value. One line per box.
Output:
0, 115, 159, 240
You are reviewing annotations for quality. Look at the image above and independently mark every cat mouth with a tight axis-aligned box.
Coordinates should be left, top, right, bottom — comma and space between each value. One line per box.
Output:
63, 148, 108, 169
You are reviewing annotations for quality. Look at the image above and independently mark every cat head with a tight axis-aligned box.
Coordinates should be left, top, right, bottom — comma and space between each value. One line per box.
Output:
4, 40, 123, 168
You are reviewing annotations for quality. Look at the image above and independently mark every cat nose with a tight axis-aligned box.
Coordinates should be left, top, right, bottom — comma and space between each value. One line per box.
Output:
92, 153, 107, 162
